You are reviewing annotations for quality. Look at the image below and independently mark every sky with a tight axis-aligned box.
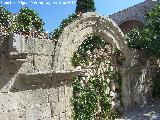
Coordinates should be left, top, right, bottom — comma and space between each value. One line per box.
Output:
0, 0, 145, 32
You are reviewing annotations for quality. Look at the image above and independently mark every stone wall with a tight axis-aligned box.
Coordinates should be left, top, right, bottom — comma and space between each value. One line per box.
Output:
0, 83, 72, 120
121, 49, 159, 111
0, 34, 81, 120
0, 7, 159, 119
0, 34, 158, 119
0, 34, 55, 93
109, 0, 160, 111
109, 0, 158, 26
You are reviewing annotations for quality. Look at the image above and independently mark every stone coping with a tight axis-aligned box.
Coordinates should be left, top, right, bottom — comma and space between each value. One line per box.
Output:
19, 69, 82, 76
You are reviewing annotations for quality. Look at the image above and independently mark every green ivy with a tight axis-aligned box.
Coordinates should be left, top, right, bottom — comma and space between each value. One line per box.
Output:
71, 35, 124, 120
72, 75, 118, 120
72, 35, 125, 67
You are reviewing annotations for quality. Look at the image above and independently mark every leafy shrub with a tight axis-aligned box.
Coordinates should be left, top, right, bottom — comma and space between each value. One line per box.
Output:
15, 8, 44, 35
0, 6, 45, 37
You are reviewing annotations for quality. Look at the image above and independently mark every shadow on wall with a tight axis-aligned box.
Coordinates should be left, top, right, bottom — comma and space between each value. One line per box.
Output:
0, 35, 23, 93
10, 71, 80, 92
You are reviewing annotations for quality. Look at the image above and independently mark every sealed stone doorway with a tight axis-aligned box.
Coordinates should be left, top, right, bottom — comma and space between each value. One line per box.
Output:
71, 35, 125, 119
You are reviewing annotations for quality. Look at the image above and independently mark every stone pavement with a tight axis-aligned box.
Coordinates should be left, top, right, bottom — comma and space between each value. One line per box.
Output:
120, 100, 160, 120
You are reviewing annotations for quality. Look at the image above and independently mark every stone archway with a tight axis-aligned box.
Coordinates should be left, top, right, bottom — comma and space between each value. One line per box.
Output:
53, 12, 129, 71
119, 20, 144, 33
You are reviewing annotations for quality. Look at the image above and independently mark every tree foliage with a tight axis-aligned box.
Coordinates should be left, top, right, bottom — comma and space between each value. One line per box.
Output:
75, 0, 96, 14
126, 4, 160, 58
16, 8, 44, 35
0, 6, 44, 36
0, 6, 14, 33
0, 6, 13, 27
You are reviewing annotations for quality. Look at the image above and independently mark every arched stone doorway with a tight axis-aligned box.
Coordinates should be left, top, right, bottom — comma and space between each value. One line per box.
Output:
53, 12, 129, 71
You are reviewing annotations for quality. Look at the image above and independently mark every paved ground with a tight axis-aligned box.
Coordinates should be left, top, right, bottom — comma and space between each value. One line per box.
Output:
121, 100, 160, 120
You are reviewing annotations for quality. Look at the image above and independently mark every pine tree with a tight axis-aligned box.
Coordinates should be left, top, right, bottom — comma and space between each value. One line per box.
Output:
75, 0, 96, 14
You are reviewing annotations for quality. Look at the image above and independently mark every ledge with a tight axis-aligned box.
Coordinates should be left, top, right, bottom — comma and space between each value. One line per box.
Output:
11, 69, 82, 92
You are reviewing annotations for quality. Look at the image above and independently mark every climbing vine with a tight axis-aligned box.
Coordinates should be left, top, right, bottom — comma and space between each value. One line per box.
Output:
71, 35, 125, 120
49, 14, 78, 39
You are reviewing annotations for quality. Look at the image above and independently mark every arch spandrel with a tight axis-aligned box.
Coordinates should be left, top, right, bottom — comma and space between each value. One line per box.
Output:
53, 12, 129, 71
